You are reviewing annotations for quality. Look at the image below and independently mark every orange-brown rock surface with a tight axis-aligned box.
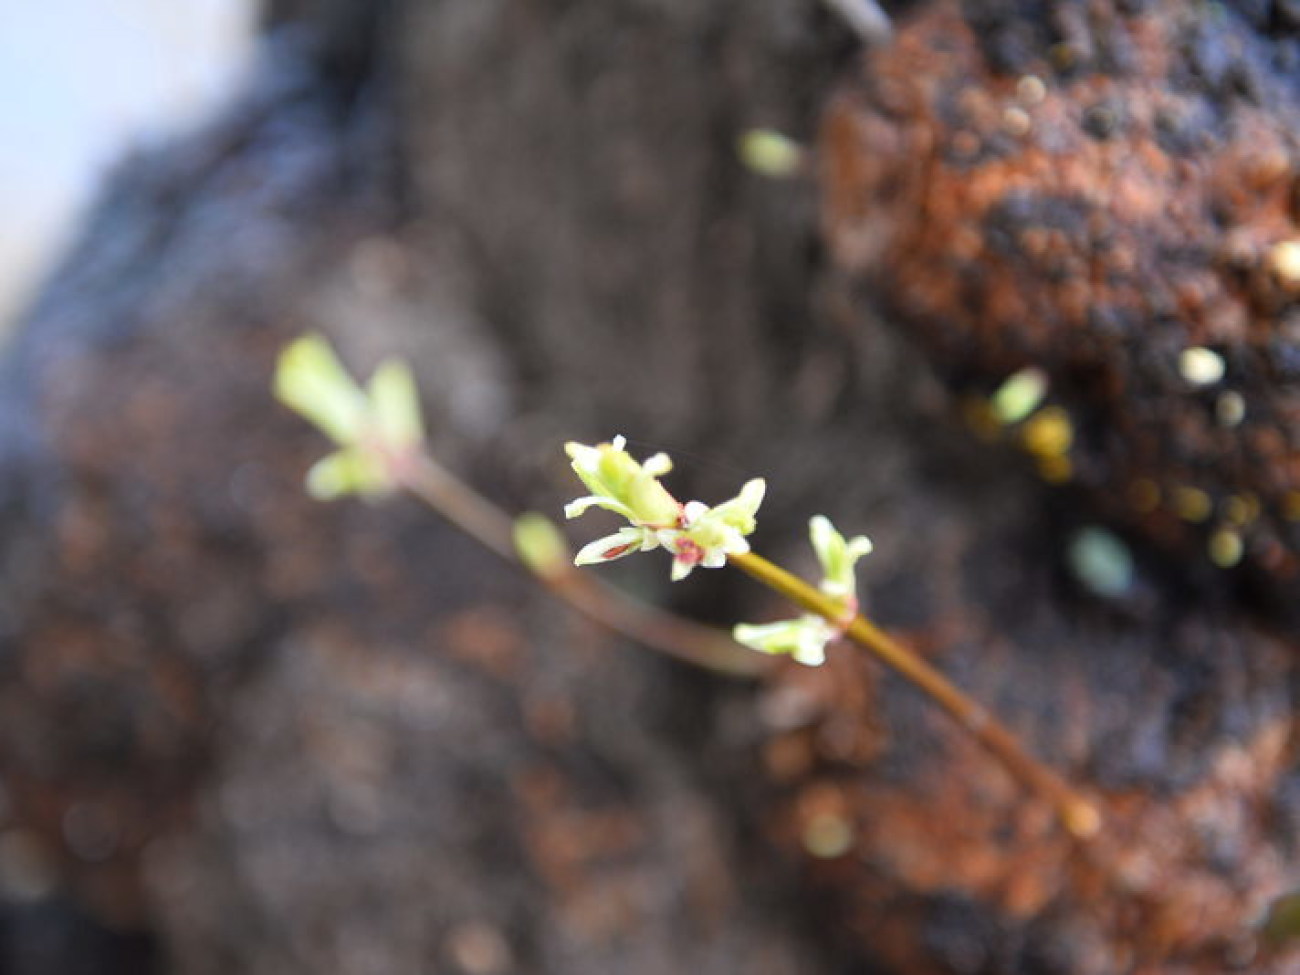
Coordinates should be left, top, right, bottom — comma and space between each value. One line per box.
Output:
824, 0, 1300, 603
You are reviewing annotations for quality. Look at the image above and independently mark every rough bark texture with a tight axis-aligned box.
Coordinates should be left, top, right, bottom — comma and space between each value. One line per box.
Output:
3, 1, 1300, 973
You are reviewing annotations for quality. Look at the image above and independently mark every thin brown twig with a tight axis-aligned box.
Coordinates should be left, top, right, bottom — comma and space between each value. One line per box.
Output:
728, 549, 1102, 840
402, 455, 764, 677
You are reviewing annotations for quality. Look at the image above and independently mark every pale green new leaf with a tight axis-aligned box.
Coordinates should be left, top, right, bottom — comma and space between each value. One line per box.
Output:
513, 513, 571, 576
564, 437, 681, 528
733, 616, 834, 667
305, 448, 388, 500
368, 359, 424, 450
707, 478, 766, 535
274, 334, 368, 446
573, 526, 659, 566
809, 515, 873, 600
563, 494, 639, 523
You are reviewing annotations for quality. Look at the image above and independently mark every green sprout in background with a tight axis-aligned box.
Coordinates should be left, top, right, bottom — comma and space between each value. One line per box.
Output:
737, 129, 806, 179
275, 334, 424, 500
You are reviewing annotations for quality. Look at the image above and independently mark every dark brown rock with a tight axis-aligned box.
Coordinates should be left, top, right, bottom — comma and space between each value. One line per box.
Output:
3, 1, 1300, 973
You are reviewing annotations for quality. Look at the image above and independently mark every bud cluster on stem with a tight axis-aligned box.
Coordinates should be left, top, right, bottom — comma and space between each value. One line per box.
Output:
273, 341, 1101, 842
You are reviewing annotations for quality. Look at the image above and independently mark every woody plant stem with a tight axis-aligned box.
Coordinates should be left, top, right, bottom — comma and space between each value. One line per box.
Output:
402, 455, 763, 677
400, 451, 1098, 839
728, 549, 1102, 841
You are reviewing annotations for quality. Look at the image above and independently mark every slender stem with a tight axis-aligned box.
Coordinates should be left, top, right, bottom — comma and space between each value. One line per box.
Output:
405, 455, 519, 562
402, 455, 764, 677
545, 571, 764, 677
728, 550, 1101, 840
